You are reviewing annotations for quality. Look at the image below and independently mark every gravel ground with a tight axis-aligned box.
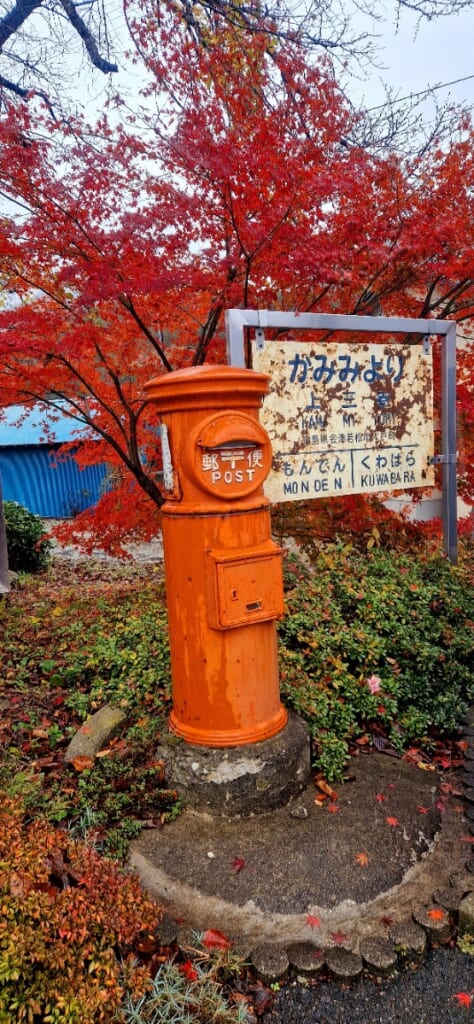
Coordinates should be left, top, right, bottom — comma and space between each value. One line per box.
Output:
266, 949, 474, 1023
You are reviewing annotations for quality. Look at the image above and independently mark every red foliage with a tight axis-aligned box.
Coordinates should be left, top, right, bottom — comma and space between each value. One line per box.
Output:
0, 10, 473, 549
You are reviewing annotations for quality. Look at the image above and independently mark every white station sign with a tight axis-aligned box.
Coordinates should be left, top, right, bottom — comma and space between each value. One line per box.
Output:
252, 340, 435, 502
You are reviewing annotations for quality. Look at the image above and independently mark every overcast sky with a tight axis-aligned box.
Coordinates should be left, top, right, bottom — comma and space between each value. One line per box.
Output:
350, 6, 474, 113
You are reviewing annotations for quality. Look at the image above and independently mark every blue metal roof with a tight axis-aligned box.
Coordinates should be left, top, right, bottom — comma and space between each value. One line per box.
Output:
0, 404, 93, 447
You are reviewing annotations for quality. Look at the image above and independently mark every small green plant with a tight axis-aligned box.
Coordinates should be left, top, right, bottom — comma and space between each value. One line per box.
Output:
71, 750, 180, 858
457, 932, 474, 956
4, 501, 52, 573
118, 960, 248, 1024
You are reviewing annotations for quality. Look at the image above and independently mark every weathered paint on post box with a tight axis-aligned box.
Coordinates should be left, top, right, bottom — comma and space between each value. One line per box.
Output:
144, 365, 288, 748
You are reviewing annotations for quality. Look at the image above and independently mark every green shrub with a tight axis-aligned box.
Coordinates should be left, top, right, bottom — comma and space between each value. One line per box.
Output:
279, 544, 474, 779
62, 599, 171, 720
4, 501, 52, 573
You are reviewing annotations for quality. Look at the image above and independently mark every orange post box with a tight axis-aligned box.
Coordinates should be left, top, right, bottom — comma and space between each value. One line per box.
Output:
145, 365, 288, 748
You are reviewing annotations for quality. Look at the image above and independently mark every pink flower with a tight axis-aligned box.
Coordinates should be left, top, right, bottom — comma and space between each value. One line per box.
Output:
367, 674, 381, 695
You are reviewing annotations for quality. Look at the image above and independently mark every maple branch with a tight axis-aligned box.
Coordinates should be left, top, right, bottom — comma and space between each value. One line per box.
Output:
90, 337, 153, 475
192, 263, 238, 365
45, 354, 129, 442
172, 0, 374, 62
419, 275, 445, 317
117, 295, 173, 372
0, 73, 59, 116
397, 0, 474, 13
0, 0, 118, 107
193, 301, 224, 366
57, 0, 118, 73
424, 278, 474, 318
0, 0, 41, 45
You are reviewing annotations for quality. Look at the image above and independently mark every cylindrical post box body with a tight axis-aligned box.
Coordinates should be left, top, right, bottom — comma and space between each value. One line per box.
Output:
144, 365, 288, 747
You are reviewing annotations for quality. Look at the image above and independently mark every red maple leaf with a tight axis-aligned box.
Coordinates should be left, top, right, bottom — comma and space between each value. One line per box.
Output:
375, 793, 386, 803
326, 802, 339, 813
439, 782, 463, 796
202, 929, 233, 950
427, 908, 446, 921
305, 914, 321, 930
435, 755, 455, 769
354, 852, 369, 867
452, 992, 473, 1008
179, 961, 199, 982
418, 806, 429, 814
232, 856, 246, 873
330, 931, 348, 945
386, 816, 400, 827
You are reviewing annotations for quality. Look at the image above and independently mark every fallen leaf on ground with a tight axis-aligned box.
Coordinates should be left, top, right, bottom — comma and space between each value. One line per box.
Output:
326, 802, 339, 813
427, 908, 446, 921
315, 775, 338, 802
232, 857, 246, 873
386, 816, 400, 827
418, 806, 429, 815
179, 961, 199, 982
452, 992, 473, 1008
354, 852, 369, 867
375, 793, 386, 802
305, 914, 321, 929
440, 782, 463, 796
330, 931, 348, 946
70, 755, 95, 772
202, 928, 233, 950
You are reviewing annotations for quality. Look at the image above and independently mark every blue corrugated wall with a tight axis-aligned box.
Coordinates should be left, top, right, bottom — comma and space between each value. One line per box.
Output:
0, 445, 109, 518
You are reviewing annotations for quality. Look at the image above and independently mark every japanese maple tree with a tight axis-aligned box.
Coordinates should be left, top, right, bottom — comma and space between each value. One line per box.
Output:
0, 6, 473, 549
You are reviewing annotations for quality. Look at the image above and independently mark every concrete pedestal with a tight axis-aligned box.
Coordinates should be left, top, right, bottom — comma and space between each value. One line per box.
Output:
157, 711, 311, 816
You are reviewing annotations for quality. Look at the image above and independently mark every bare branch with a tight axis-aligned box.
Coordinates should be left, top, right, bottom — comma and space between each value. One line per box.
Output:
0, 0, 41, 46
58, 0, 118, 73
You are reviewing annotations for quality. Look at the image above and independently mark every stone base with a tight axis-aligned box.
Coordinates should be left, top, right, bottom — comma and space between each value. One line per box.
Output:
156, 710, 311, 816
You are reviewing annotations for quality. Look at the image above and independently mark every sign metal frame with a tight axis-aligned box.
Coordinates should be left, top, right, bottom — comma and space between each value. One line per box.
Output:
225, 309, 458, 563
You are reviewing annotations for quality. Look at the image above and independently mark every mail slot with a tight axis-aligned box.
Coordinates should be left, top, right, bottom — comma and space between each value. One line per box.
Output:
206, 543, 284, 629
144, 364, 288, 747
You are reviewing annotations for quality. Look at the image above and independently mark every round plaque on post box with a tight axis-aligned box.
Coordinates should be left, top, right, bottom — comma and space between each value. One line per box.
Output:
183, 411, 272, 500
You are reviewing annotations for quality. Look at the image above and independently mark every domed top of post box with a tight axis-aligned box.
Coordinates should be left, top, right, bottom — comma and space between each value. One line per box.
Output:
144, 365, 271, 413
